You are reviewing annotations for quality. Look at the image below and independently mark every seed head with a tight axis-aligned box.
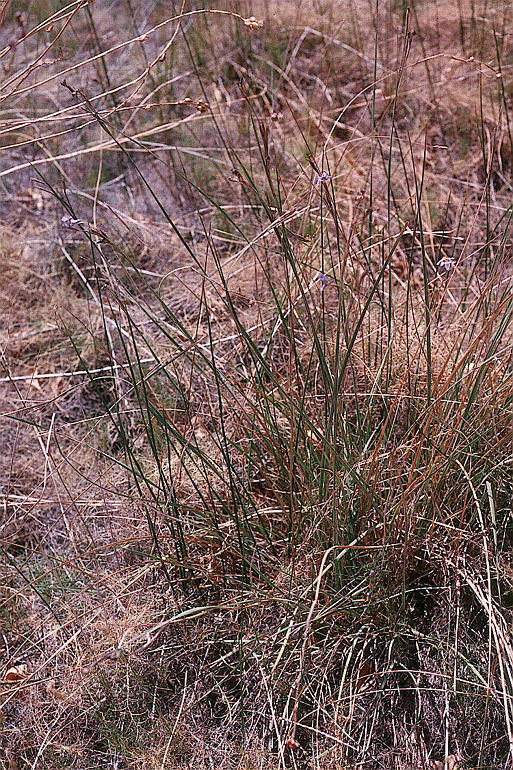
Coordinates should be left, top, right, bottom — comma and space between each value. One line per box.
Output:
243, 16, 264, 29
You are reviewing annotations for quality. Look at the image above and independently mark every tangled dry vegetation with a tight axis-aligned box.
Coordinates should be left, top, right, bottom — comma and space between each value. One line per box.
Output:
2, 1, 513, 768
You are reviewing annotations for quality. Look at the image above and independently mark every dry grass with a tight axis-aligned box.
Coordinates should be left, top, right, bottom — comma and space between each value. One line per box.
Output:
2, 1, 513, 768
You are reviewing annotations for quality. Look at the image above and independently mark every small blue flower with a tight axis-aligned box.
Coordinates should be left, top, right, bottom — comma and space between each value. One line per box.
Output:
437, 255, 455, 272
61, 214, 83, 229
314, 170, 331, 186
318, 272, 333, 292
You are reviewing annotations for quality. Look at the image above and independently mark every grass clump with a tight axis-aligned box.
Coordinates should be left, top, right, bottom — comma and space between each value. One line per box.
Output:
2, 1, 513, 768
